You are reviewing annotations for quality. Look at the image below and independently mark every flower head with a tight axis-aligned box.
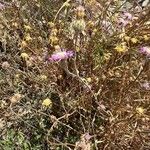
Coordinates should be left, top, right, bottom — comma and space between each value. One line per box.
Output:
141, 82, 150, 90
84, 133, 92, 141
42, 98, 52, 107
25, 33, 32, 41
139, 46, 150, 56
10, 93, 22, 104
118, 18, 129, 27
86, 77, 92, 83
21, 53, 29, 59
49, 50, 74, 62
143, 35, 149, 41
20, 40, 28, 48
123, 12, 133, 20
118, 12, 133, 28
131, 38, 138, 44
124, 36, 131, 42
2, 61, 10, 69
136, 107, 145, 115
39, 75, 47, 81
114, 43, 127, 52
24, 25, 32, 31
0, 3, 5, 10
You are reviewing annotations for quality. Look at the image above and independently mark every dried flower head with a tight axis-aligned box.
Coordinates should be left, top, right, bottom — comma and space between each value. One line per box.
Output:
143, 35, 149, 41
20, 40, 28, 48
12, 22, 19, 28
54, 45, 61, 51
49, 36, 58, 45
39, 75, 47, 81
124, 36, 131, 41
25, 33, 32, 41
10, 93, 22, 104
115, 43, 127, 52
21, 53, 29, 59
75, 133, 91, 150
24, 25, 32, 31
131, 38, 138, 44
1, 61, 10, 69
48, 22, 55, 28
136, 107, 145, 115
86, 77, 92, 83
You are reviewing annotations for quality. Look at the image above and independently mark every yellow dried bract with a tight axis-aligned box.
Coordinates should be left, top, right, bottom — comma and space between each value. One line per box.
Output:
114, 43, 127, 52
86, 77, 92, 83
131, 38, 138, 44
124, 36, 130, 42
136, 107, 145, 115
25, 34, 32, 41
20, 41, 27, 48
24, 25, 32, 30
143, 35, 149, 41
20, 53, 29, 59
42, 98, 52, 107
39, 75, 47, 80
48, 22, 55, 28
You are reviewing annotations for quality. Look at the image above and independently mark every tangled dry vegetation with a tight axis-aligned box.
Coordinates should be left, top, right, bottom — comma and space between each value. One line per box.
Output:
0, 0, 150, 149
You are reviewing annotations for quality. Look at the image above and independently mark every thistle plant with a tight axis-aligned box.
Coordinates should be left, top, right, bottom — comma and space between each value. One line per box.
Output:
0, 0, 150, 149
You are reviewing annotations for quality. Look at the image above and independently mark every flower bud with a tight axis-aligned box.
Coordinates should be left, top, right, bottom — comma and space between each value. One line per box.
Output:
72, 19, 86, 32
48, 22, 55, 28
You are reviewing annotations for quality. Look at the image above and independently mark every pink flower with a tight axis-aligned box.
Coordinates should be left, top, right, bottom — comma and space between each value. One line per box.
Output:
123, 12, 133, 20
118, 18, 129, 27
118, 12, 133, 28
139, 46, 150, 56
84, 133, 92, 141
49, 50, 74, 61
141, 82, 150, 90
0, 3, 5, 10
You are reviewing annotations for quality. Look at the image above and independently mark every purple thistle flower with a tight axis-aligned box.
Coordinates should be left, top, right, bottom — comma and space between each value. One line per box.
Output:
141, 82, 150, 90
139, 46, 150, 56
84, 133, 92, 141
0, 3, 5, 10
123, 12, 133, 20
118, 18, 129, 27
49, 50, 74, 62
